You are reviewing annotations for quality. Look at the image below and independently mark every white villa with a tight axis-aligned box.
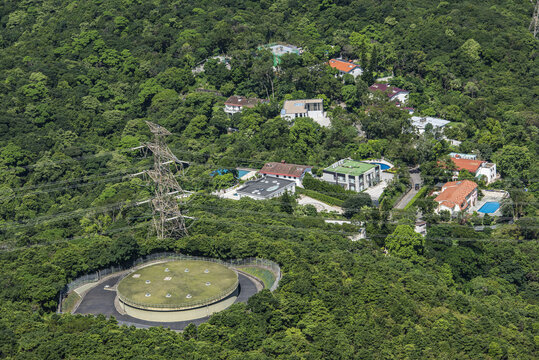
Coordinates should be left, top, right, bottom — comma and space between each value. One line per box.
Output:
224, 96, 268, 115
281, 99, 330, 127
411, 116, 451, 134
328, 59, 363, 78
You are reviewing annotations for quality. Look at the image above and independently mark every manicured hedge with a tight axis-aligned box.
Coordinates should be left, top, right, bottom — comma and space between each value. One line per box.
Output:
302, 174, 355, 201
297, 187, 344, 207
403, 186, 429, 210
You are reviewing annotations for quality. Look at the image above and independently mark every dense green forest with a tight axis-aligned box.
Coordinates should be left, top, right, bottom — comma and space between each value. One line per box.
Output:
0, 0, 537, 358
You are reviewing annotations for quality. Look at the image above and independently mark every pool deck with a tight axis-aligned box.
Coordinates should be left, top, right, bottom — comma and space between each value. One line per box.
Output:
362, 159, 394, 170
238, 169, 257, 180
469, 190, 508, 216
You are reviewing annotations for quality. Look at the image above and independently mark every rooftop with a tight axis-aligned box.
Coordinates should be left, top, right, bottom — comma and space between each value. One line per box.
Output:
368, 83, 408, 98
328, 59, 361, 73
282, 99, 323, 114
411, 116, 451, 129
225, 96, 268, 107
265, 44, 301, 56
435, 180, 478, 211
449, 152, 477, 160
324, 159, 377, 176
451, 157, 485, 173
237, 177, 295, 199
260, 162, 311, 178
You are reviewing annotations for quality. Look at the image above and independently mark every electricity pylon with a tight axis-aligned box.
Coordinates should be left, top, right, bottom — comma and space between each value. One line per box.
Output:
133, 121, 189, 239
531, 0, 539, 38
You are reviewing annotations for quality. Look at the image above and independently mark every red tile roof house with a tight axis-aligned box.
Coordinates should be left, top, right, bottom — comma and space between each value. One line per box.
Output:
434, 180, 478, 215
449, 156, 498, 184
328, 59, 363, 78
368, 83, 409, 104
224, 96, 268, 115
259, 161, 312, 187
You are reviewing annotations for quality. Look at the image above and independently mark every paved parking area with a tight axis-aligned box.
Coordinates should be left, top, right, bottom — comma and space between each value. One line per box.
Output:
74, 272, 260, 330
297, 195, 343, 213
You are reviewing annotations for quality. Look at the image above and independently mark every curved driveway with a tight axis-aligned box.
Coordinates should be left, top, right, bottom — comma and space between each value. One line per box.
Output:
74, 272, 260, 330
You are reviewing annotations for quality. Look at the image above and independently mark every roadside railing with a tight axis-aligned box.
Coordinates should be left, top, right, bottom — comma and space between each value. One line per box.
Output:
58, 253, 281, 313
117, 276, 239, 310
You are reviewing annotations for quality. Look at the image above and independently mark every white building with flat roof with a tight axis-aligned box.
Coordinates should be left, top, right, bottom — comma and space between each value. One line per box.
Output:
236, 177, 295, 200
281, 99, 330, 127
411, 116, 451, 134
321, 158, 381, 192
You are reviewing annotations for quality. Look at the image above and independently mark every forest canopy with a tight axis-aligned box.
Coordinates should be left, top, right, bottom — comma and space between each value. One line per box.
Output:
0, 0, 537, 359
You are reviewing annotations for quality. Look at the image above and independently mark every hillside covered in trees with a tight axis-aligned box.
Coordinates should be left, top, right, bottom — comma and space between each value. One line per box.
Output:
0, 0, 537, 358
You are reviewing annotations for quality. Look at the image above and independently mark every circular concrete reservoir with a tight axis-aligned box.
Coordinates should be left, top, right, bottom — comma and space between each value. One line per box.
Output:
116, 260, 239, 322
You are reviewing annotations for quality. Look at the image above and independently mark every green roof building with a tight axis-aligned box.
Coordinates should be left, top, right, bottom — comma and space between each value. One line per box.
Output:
322, 159, 381, 192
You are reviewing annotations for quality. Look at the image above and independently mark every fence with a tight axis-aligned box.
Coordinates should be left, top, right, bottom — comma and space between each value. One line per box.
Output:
58, 253, 281, 313
117, 278, 240, 310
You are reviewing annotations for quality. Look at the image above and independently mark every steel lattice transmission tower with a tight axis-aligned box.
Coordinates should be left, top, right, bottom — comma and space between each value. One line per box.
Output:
139, 121, 189, 239
531, 0, 539, 38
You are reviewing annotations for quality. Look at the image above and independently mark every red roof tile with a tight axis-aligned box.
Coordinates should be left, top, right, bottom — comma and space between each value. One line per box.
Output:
435, 180, 478, 211
451, 157, 485, 173
259, 162, 311, 178
328, 59, 361, 73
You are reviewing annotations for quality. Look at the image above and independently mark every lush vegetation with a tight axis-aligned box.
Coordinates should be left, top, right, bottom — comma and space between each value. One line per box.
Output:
0, 0, 537, 358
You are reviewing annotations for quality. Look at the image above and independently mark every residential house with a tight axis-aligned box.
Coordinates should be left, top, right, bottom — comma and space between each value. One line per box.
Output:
192, 55, 231, 74
224, 96, 268, 115
414, 221, 427, 236
328, 59, 363, 78
403, 107, 415, 115
321, 158, 381, 192
411, 116, 451, 134
259, 161, 312, 187
449, 152, 477, 160
281, 99, 330, 127
369, 83, 409, 104
449, 156, 498, 184
434, 180, 478, 215
259, 43, 302, 66
236, 177, 295, 200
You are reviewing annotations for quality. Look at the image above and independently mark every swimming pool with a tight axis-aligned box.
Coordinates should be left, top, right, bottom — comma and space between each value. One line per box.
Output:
369, 162, 391, 171
237, 170, 249, 179
478, 202, 500, 214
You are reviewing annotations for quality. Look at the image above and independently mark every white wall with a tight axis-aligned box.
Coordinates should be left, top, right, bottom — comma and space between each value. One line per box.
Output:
391, 92, 409, 104
224, 105, 242, 114
476, 163, 497, 184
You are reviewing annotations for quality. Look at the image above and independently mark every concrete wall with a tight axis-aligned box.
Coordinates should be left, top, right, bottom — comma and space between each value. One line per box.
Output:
476, 163, 497, 184
119, 293, 238, 322
391, 92, 409, 104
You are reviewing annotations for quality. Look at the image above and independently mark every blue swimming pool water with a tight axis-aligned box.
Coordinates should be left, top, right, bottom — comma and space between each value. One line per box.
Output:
370, 162, 391, 170
237, 170, 249, 178
478, 202, 500, 214
211, 169, 249, 178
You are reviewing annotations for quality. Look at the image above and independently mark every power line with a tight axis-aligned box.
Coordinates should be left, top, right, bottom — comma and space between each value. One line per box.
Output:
131, 122, 190, 239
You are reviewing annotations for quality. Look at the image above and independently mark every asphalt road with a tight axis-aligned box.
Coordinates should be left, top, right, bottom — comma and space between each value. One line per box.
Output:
394, 171, 422, 210
74, 272, 260, 330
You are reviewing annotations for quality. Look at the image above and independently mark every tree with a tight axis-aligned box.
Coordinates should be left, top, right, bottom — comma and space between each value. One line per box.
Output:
385, 225, 425, 262
493, 145, 533, 185
288, 118, 322, 161
280, 191, 294, 214
343, 193, 372, 219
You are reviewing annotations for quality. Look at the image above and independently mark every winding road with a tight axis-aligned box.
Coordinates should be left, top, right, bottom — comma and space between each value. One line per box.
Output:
74, 272, 261, 330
